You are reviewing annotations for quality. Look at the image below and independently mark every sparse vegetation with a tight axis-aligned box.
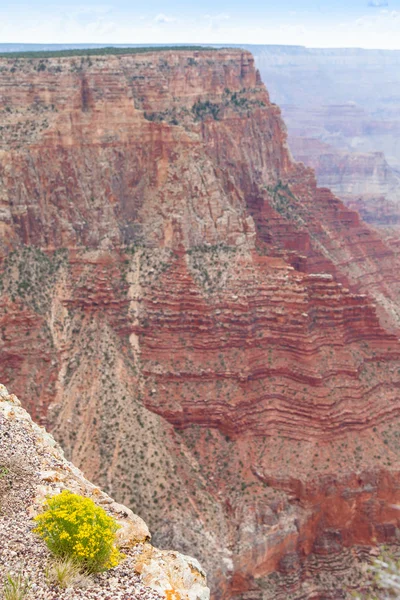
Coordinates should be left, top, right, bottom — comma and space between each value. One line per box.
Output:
187, 243, 238, 293
45, 557, 92, 589
2, 572, 31, 600
143, 107, 188, 125
192, 100, 221, 121
191, 88, 265, 122
354, 550, 400, 599
0, 247, 67, 313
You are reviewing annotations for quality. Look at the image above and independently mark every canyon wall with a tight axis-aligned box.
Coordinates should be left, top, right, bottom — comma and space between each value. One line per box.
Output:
1, 48, 400, 598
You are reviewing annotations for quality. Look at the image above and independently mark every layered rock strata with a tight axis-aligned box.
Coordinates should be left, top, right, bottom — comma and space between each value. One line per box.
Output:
1, 49, 400, 598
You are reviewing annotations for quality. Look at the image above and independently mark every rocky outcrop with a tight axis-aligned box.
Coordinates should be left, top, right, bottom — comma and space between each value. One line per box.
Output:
1, 48, 400, 598
0, 383, 209, 599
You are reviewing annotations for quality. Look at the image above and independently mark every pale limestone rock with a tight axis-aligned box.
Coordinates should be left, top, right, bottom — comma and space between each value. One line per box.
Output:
110, 501, 136, 518
115, 514, 151, 547
0, 383, 9, 398
39, 470, 66, 483
139, 545, 210, 600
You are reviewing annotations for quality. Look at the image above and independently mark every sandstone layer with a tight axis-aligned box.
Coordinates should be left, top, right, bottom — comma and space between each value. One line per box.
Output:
1, 49, 400, 598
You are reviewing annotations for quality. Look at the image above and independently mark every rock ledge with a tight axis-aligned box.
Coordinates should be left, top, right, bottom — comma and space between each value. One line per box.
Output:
0, 383, 210, 600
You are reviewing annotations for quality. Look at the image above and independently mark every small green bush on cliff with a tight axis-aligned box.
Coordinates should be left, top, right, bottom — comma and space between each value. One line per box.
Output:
192, 100, 220, 121
33, 490, 125, 573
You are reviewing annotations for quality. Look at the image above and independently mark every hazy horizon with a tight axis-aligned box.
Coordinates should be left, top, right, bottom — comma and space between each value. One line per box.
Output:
2, 1, 400, 50
3, 42, 400, 54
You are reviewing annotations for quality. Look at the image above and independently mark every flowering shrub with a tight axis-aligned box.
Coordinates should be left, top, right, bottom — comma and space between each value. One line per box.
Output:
33, 490, 125, 573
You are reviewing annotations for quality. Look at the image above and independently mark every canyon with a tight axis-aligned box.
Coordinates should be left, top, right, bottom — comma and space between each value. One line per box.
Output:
1, 47, 400, 598
250, 45, 400, 229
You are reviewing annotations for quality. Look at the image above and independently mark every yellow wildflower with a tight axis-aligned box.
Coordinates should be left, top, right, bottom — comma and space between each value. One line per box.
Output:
33, 490, 125, 573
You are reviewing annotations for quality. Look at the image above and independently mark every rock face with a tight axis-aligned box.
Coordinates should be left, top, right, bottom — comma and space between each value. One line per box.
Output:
1, 49, 400, 598
0, 383, 210, 600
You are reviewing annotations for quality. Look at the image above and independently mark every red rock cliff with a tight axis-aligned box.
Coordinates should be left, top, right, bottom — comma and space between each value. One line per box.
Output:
1, 49, 400, 598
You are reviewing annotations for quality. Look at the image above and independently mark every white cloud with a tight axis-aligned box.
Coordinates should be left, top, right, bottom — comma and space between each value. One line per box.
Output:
73, 5, 112, 16
356, 10, 400, 30
203, 13, 230, 31
204, 13, 230, 21
154, 13, 176, 24
204, 13, 230, 32
0, 8, 118, 43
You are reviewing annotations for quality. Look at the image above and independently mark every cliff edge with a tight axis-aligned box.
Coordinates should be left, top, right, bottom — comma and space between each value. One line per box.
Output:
0, 383, 209, 600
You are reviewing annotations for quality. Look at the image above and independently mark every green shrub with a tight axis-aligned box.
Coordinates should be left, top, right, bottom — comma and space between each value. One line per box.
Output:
33, 490, 124, 573
192, 100, 220, 121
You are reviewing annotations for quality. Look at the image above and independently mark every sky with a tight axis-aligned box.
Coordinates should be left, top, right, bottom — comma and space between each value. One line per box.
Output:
2, 0, 400, 49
